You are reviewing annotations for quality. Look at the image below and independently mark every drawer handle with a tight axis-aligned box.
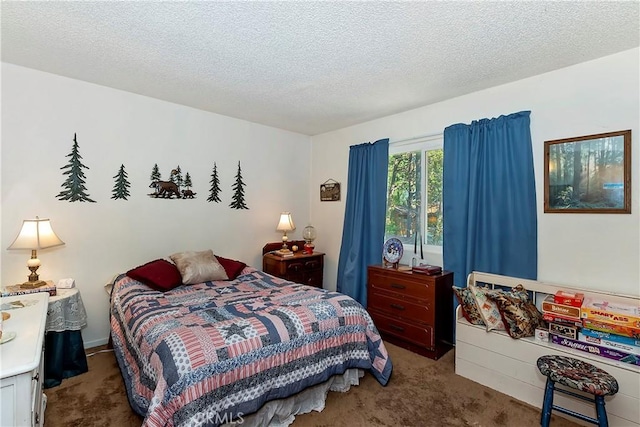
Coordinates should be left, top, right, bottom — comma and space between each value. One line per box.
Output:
390, 283, 405, 290
288, 263, 303, 272
33, 373, 39, 382
390, 303, 405, 311
305, 261, 319, 269
388, 324, 405, 332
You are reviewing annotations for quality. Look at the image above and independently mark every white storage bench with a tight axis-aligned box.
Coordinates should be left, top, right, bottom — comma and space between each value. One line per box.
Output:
455, 271, 640, 427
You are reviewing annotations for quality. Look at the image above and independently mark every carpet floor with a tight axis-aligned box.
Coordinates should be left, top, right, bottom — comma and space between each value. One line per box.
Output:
43, 342, 579, 427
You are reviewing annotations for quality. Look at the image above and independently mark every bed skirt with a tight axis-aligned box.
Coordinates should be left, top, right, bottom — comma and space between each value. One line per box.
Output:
223, 368, 363, 427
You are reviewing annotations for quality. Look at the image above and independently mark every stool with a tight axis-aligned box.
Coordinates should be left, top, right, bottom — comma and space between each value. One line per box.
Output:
536, 355, 618, 427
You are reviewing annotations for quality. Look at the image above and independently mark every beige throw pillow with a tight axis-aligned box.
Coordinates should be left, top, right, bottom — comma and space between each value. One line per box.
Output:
170, 250, 228, 284
470, 284, 506, 332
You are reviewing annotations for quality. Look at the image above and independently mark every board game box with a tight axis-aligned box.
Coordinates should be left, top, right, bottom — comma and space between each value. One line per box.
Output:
543, 312, 582, 327
581, 327, 640, 347
582, 318, 640, 339
578, 332, 640, 356
554, 290, 585, 308
542, 295, 581, 320
581, 297, 640, 328
551, 334, 640, 366
549, 322, 578, 340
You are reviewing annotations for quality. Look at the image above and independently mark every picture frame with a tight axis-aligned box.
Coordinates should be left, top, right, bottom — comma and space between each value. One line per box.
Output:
320, 179, 341, 201
544, 129, 631, 214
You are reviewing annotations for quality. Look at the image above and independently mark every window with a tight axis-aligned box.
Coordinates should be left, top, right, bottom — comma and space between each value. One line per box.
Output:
385, 135, 443, 252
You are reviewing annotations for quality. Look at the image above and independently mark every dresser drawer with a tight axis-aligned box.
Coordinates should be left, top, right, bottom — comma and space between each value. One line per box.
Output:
368, 291, 433, 324
263, 252, 324, 289
368, 270, 434, 300
369, 309, 434, 350
305, 271, 323, 288
286, 260, 321, 274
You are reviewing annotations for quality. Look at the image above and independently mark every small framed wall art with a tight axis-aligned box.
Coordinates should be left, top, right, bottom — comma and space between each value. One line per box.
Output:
544, 129, 631, 214
320, 179, 341, 201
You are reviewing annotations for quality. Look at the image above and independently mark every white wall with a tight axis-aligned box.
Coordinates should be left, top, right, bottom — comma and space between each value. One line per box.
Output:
1, 63, 312, 348
3, 48, 639, 347
311, 48, 640, 297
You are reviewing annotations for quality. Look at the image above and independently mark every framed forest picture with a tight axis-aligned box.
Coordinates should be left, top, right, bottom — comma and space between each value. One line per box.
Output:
544, 129, 631, 213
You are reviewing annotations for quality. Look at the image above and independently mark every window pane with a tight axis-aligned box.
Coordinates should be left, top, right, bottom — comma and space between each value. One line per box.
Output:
426, 149, 443, 246
385, 150, 421, 244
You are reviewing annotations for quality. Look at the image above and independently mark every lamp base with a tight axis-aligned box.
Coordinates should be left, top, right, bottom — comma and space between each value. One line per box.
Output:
20, 279, 47, 289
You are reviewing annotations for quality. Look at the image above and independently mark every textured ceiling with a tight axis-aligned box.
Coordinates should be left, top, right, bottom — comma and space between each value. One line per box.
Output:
2, 1, 639, 136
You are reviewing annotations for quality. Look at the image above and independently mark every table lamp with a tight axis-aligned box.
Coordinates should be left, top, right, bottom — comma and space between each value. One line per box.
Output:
7, 216, 65, 288
276, 212, 295, 252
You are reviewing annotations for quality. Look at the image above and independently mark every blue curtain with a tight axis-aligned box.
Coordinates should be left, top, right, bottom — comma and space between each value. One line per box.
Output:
337, 138, 389, 306
443, 111, 537, 289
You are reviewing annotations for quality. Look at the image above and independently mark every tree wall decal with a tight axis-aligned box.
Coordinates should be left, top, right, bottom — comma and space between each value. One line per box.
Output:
150, 163, 161, 182
184, 172, 193, 189
182, 172, 196, 198
56, 133, 96, 203
149, 164, 162, 196
170, 165, 183, 188
208, 162, 222, 203
111, 164, 131, 200
229, 161, 249, 209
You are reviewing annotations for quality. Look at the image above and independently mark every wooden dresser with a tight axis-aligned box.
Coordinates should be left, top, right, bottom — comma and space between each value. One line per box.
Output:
367, 265, 453, 359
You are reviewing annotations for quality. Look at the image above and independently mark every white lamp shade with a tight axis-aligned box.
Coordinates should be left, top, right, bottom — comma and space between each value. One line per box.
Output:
7, 217, 65, 250
276, 212, 296, 232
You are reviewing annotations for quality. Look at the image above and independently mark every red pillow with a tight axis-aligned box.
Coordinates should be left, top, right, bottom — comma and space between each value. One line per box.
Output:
215, 256, 247, 280
126, 259, 183, 291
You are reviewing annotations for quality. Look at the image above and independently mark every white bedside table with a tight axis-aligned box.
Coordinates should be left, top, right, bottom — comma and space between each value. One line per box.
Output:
0, 292, 49, 427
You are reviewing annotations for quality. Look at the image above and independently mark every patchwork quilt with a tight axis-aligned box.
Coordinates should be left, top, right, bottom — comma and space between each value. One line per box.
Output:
110, 269, 392, 427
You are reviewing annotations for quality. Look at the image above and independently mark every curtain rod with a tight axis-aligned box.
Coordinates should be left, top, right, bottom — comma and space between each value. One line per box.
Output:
390, 131, 443, 146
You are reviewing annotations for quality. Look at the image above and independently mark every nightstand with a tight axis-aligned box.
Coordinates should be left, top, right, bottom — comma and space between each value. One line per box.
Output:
262, 242, 325, 288
44, 287, 88, 388
0, 292, 49, 426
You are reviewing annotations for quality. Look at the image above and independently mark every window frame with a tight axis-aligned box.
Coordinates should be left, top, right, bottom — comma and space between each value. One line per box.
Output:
387, 133, 444, 255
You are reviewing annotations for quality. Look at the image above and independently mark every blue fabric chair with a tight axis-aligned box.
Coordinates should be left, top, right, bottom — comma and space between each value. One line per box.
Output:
536, 355, 618, 427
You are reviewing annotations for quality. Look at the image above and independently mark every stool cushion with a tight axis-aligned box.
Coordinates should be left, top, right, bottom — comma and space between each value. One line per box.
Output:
537, 355, 619, 396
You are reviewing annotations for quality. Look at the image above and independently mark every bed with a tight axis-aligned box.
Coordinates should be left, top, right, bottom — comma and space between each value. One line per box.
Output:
110, 257, 392, 427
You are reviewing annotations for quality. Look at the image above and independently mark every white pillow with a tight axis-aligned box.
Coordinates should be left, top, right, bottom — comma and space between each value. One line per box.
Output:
170, 250, 228, 284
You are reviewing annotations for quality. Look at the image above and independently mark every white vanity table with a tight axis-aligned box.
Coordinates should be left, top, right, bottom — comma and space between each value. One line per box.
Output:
0, 292, 49, 426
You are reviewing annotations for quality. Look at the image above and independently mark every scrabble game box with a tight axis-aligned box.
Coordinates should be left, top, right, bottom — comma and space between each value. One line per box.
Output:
551, 334, 640, 366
